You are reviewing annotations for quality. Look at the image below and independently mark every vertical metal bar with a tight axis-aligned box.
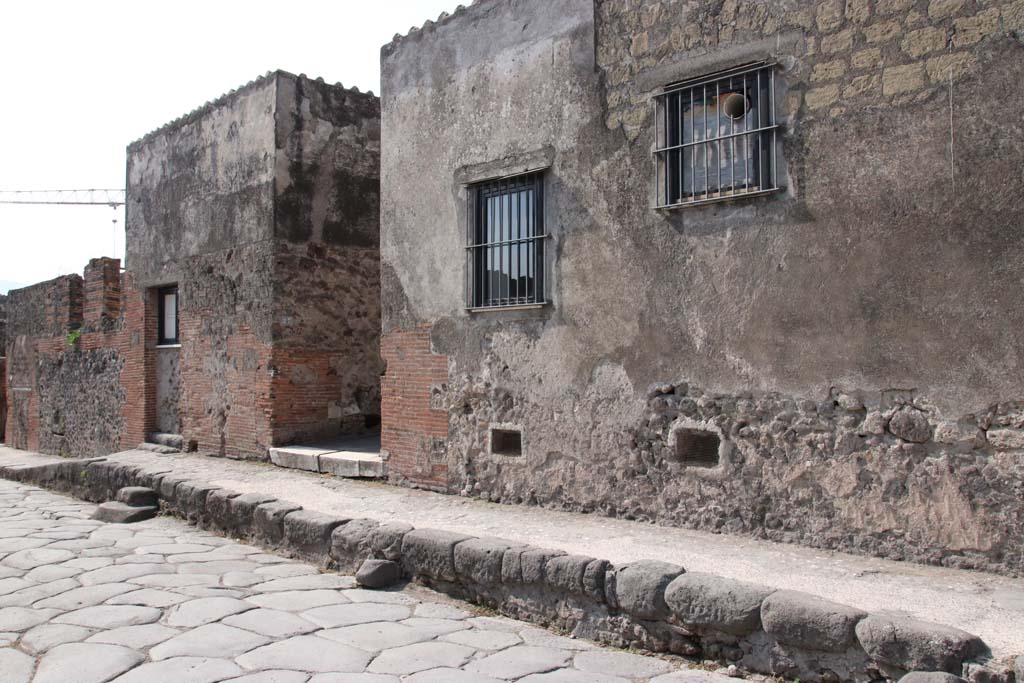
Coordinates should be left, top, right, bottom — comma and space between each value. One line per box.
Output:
770, 69, 777, 190
527, 183, 532, 303
654, 97, 661, 207
663, 94, 670, 206
715, 80, 721, 198
504, 178, 510, 306
676, 92, 682, 204
466, 186, 471, 307
689, 87, 695, 201
730, 77, 735, 195
703, 84, 709, 200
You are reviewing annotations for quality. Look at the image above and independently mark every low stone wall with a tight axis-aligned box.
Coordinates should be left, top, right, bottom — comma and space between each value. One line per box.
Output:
1, 457, 1016, 683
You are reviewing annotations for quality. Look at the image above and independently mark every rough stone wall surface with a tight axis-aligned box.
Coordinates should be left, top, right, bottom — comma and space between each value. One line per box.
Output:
0, 292, 8, 352
3, 260, 148, 457
380, 0, 1024, 574
125, 71, 382, 457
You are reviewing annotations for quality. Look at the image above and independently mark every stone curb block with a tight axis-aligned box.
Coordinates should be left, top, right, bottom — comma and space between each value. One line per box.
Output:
0, 458, 1003, 683
665, 571, 774, 636
252, 500, 302, 546
855, 613, 989, 674
401, 528, 473, 581
615, 560, 685, 621
762, 590, 867, 653
282, 510, 349, 564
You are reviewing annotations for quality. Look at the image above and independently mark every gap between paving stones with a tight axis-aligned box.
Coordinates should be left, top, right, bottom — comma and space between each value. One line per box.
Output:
0, 455, 1018, 683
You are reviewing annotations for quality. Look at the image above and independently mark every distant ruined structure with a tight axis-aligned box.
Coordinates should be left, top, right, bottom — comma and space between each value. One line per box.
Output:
3, 71, 382, 459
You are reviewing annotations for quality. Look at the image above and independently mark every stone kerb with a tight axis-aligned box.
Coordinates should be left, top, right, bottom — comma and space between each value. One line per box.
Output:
0, 457, 1008, 683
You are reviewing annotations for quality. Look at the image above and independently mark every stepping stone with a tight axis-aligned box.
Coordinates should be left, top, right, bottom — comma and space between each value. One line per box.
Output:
150, 623, 271, 660
465, 646, 572, 680
356, 559, 402, 588
574, 650, 674, 678
236, 635, 372, 673
86, 623, 180, 649
20, 623, 94, 654
0, 647, 34, 683
368, 641, 476, 675
33, 642, 144, 683
117, 487, 159, 507
302, 602, 411, 628
91, 502, 157, 524
319, 621, 435, 651
53, 605, 161, 629
108, 656, 242, 683
166, 597, 254, 627
222, 608, 319, 638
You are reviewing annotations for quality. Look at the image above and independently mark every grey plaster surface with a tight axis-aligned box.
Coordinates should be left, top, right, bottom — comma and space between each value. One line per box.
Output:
19, 447, 1017, 657
0, 477, 710, 681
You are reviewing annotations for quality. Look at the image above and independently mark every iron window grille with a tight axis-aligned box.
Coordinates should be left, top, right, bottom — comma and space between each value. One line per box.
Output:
654, 62, 780, 209
466, 171, 547, 310
157, 285, 179, 345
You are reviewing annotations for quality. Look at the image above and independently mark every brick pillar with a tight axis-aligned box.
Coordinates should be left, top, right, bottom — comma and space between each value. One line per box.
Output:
83, 258, 122, 329
380, 325, 450, 491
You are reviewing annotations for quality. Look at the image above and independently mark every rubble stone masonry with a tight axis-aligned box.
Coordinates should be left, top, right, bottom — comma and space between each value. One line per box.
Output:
380, 0, 1024, 574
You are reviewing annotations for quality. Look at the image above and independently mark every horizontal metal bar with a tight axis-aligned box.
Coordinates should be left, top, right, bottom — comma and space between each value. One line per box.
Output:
653, 124, 779, 154
658, 62, 774, 97
654, 187, 780, 210
0, 200, 125, 206
466, 302, 549, 313
466, 234, 552, 249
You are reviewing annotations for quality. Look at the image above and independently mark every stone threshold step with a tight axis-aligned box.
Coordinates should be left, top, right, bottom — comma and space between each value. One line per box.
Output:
269, 446, 383, 478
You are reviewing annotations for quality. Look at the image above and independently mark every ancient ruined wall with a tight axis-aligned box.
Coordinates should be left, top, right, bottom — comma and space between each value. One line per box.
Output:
269, 74, 383, 445
0, 293, 7, 443
126, 71, 381, 457
3, 259, 148, 457
380, 0, 1024, 574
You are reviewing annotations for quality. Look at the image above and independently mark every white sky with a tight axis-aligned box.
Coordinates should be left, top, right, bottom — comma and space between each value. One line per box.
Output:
0, 0, 460, 294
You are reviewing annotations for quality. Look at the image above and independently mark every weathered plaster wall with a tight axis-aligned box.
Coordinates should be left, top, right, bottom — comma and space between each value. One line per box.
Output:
126, 71, 381, 457
380, 0, 1024, 574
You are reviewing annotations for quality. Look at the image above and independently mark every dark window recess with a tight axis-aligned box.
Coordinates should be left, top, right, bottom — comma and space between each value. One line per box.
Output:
674, 428, 721, 467
655, 63, 780, 208
467, 171, 546, 309
491, 428, 523, 456
157, 285, 179, 345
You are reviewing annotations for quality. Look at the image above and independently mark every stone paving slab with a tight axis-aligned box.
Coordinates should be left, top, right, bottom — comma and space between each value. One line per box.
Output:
4, 445, 1011, 658
0, 478, 724, 682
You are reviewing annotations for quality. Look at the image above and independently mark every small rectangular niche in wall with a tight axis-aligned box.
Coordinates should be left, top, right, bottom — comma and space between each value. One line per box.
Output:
674, 428, 721, 467
491, 428, 523, 456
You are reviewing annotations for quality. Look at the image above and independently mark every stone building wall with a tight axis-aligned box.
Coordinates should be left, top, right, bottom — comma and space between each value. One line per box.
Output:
0, 293, 7, 443
3, 258, 149, 457
380, 0, 1024, 574
126, 70, 381, 458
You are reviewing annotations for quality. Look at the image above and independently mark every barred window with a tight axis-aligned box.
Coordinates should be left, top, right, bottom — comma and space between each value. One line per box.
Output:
654, 63, 780, 208
466, 172, 547, 310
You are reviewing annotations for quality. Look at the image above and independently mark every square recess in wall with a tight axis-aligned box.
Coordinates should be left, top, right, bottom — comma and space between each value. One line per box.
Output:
490, 428, 523, 457
674, 428, 721, 467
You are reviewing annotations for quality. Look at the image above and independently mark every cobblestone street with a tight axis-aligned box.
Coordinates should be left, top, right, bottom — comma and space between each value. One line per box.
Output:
0, 480, 713, 682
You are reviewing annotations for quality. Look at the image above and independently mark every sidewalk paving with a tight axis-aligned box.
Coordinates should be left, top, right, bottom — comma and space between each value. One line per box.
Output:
1, 445, 1022, 659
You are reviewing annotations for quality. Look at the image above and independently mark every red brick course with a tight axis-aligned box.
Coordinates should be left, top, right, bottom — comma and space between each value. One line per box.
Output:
381, 325, 450, 491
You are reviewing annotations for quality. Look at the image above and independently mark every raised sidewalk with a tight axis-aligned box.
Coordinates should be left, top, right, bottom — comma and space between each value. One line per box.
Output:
0, 445, 1021, 669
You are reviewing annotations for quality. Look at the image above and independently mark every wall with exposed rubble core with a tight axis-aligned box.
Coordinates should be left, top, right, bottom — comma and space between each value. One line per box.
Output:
127, 70, 382, 457
0, 293, 7, 443
379, 0, 1024, 574
2, 259, 149, 457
